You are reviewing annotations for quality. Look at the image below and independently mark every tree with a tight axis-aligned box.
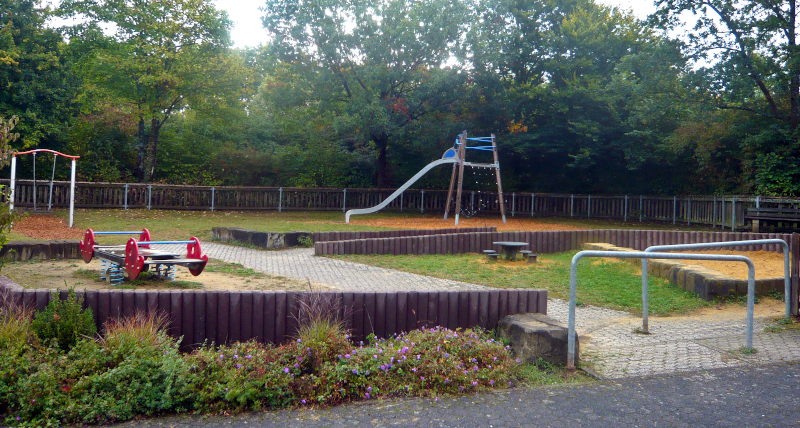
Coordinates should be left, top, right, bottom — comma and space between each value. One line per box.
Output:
0, 0, 80, 149
60, 0, 247, 182
650, 0, 800, 195
262, 0, 471, 187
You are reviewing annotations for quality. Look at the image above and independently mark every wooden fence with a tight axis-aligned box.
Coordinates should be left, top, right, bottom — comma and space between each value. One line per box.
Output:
0, 281, 546, 350
4, 179, 800, 230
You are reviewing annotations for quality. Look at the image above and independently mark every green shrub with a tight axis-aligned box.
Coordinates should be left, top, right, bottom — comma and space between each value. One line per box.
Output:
31, 289, 97, 352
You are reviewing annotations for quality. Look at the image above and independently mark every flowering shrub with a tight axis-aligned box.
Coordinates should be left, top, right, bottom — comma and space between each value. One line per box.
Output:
1, 308, 518, 426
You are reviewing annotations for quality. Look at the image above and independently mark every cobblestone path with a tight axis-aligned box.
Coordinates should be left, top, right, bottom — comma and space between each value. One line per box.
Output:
159, 243, 800, 380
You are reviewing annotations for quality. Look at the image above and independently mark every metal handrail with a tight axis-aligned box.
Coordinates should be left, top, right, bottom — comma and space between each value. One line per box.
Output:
642, 239, 790, 334
568, 250, 756, 370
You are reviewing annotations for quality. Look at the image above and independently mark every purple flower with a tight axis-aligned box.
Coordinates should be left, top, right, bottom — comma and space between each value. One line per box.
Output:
374, 355, 378, 359
294, 363, 300, 368
365, 393, 371, 399
493, 356, 497, 361
489, 380, 495, 385
445, 378, 450, 383
225, 388, 228, 391
236, 364, 242, 369
352, 369, 358, 374
444, 353, 449, 358
411, 368, 417, 372
219, 354, 224, 359
338, 354, 342, 359
515, 358, 520, 363
302, 399, 307, 404
297, 339, 302, 343
234, 354, 239, 359
420, 376, 425, 381
416, 355, 420, 360
298, 356, 303, 361
459, 386, 465, 391
246, 355, 252, 359
472, 366, 478, 371
463, 370, 468, 375
367, 387, 373, 392
345, 354, 351, 359
284, 367, 290, 373
472, 381, 478, 386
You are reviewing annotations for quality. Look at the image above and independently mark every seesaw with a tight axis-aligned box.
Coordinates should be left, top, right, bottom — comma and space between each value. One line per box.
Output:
79, 229, 208, 284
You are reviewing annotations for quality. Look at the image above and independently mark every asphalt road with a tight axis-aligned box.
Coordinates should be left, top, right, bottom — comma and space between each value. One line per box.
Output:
112, 362, 800, 428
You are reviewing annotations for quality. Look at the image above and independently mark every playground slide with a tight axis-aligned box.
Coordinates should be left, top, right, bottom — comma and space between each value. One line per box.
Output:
345, 157, 458, 223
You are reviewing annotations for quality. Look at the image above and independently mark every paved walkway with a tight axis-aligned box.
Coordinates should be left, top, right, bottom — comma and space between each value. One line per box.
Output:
159, 243, 800, 380
113, 362, 800, 427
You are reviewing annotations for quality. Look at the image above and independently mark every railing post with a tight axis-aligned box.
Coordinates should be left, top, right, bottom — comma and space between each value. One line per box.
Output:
732, 197, 736, 232
400, 192, 404, 212
570, 194, 574, 217
471, 191, 475, 213
342, 188, 346, 212
587, 195, 591, 218
147, 185, 152, 210
639, 195, 643, 222
713, 196, 717, 228
279, 187, 283, 213
687, 197, 691, 226
8, 156, 15, 212
210, 187, 215, 212
756, 195, 760, 209
624, 195, 628, 222
722, 197, 726, 230
673, 196, 677, 225
531, 193, 535, 217
124, 183, 128, 210
511, 192, 515, 217
421, 190, 425, 214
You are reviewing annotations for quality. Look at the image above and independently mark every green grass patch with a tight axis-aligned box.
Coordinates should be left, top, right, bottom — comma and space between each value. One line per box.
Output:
204, 260, 266, 278
333, 250, 709, 315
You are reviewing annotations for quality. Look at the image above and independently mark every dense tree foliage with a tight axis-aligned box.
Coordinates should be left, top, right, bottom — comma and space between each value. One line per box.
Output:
0, 0, 796, 195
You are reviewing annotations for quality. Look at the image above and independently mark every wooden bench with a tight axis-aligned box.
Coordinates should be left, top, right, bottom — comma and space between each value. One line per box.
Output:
745, 208, 800, 232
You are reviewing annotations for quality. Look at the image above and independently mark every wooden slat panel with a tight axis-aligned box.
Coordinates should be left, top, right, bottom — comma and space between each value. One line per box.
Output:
395, 292, 408, 334
374, 292, 386, 339
263, 292, 276, 345
193, 291, 206, 348
217, 291, 230, 345
181, 291, 195, 350
240, 291, 254, 342
274, 292, 287, 344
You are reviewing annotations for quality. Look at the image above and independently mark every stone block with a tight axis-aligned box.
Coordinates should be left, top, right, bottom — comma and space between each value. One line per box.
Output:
284, 232, 313, 247
497, 313, 577, 366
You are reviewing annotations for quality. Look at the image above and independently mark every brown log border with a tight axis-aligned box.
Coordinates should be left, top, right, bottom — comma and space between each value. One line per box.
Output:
0, 280, 546, 350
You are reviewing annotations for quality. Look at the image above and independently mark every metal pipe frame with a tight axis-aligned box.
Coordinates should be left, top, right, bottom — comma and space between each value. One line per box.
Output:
568, 250, 756, 370
641, 239, 790, 332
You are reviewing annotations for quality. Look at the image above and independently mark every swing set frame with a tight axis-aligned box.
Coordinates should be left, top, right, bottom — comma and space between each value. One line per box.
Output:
9, 149, 79, 227
443, 131, 507, 225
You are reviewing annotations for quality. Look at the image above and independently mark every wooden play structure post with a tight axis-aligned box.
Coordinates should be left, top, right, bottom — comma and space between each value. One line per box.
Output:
443, 131, 507, 225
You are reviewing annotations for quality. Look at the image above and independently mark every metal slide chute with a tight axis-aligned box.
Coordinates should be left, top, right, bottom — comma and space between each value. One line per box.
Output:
345, 153, 459, 223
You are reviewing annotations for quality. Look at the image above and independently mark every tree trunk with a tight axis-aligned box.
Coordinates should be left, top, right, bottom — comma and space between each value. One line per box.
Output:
789, 0, 799, 132
374, 134, 389, 187
135, 117, 147, 182
144, 117, 162, 183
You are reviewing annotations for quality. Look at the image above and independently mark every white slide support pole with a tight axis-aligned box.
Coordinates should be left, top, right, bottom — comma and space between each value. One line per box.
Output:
9, 156, 16, 211
69, 159, 76, 227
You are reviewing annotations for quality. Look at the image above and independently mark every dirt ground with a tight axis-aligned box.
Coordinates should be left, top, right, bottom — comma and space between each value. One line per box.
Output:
670, 250, 787, 280
350, 216, 584, 231
1, 258, 327, 292
11, 214, 83, 240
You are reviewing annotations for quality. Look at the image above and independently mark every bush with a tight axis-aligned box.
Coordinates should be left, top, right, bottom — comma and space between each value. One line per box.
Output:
31, 289, 96, 352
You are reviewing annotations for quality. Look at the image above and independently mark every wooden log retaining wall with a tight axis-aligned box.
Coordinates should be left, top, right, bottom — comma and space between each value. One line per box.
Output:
312, 227, 496, 242
5, 179, 800, 230
314, 229, 796, 256
0, 286, 546, 350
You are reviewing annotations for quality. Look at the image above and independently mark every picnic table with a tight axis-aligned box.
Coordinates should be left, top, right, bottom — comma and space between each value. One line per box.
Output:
492, 241, 529, 261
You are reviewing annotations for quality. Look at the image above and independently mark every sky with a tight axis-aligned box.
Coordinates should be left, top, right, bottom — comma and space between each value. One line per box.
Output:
218, 0, 660, 48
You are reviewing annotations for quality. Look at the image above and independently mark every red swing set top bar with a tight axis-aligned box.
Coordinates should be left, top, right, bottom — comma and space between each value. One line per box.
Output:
14, 149, 80, 160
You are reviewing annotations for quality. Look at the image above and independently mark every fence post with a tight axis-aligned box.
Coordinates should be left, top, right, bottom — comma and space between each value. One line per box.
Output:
124, 183, 128, 210
756, 195, 760, 209
673, 196, 677, 225
400, 192, 404, 212
531, 193, 535, 217
511, 192, 515, 217
637, 195, 642, 222
471, 191, 475, 213
210, 187, 215, 212
147, 185, 152, 210
421, 190, 425, 214
587, 195, 591, 218
722, 197, 726, 230
342, 188, 346, 212
732, 197, 736, 232
279, 187, 283, 213
712, 196, 717, 228
624, 195, 628, 222
687, 197, 691, 226
570, 194, 574, 217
